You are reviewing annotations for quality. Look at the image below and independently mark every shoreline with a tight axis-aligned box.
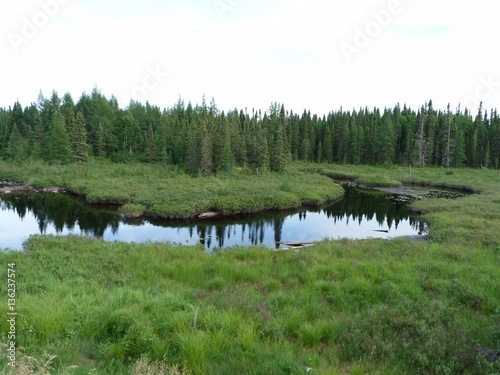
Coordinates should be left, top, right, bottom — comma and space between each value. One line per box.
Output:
0, 180, 345, 221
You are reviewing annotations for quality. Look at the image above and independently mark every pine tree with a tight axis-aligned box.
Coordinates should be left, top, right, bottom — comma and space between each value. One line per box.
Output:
484, 141, 490, 168
316, 141, 323, 164
301, 137, 310, 161
30, 111, 44, 159
220, 137, 235, 172
375, 114, 395, 164
95, 124, 107, 157
199, 121, 213, 176
64, 108, 76, 152
145, 124, 156, 163
271, 105, 290, 172
48, 112, 73, 163
185, 119, 199, 175
323, 125, 333, 163
415, 106, 428, 167
73, 111, 89, 163
122, 112, 141, 158
7, 124, 27, 161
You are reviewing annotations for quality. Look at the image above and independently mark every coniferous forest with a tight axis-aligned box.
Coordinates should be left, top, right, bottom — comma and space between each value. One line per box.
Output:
1, 88, 500, 172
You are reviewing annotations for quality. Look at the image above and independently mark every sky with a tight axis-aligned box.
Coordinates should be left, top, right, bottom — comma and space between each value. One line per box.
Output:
1, 0, 499, 116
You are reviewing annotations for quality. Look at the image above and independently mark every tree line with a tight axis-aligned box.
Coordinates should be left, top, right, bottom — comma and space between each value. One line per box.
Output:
1, 88, 499, 173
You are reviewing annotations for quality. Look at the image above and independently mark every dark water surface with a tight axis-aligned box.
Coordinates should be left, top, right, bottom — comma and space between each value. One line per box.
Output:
0, 186, 443, 251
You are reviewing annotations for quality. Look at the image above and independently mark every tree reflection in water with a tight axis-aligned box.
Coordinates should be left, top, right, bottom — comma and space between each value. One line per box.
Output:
1, 187, 428, 251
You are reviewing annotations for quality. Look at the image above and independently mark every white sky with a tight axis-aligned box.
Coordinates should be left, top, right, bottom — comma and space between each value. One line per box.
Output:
1, 0, 499, 116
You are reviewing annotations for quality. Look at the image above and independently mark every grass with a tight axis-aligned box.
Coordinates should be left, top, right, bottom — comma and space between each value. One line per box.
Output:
0, 235, 498, 374
0, 161, 499, 374
0, 160, 344, 219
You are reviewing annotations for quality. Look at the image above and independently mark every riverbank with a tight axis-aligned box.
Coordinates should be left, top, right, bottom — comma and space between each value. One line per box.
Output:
296, 162, 499, 248
0, 161, 344, 219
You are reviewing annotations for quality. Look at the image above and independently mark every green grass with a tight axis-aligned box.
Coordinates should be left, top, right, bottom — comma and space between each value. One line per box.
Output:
0, 161, 499, 374
0, 236, 498, 374
0, 160, 344, 218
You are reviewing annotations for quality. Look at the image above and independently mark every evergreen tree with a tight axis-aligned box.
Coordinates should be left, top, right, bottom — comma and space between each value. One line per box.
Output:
7, 124, 28, 161
323, 125, 333, 163
48, 112, 73, 163
271, 105, 290, 172
255, 129, 270, 171
443, 104, 453, 168
316, 141, 323, 164
301, 137, 310, 161
185, 119, 199, 175
415, 106, 428, 167
220, 137, 235, 172
74, 111, 89, 163
95, 124, 107, 157
145, 124, 156, 163
64, 108, 76, 153
11, 101, 24, 136
122, 112, 142, 158
198, 122, 213, 176
375, 115, 395, 164
30, 111, 44, 159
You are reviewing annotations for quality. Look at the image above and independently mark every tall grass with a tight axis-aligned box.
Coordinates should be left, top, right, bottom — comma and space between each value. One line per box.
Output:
0, 233, 498, 374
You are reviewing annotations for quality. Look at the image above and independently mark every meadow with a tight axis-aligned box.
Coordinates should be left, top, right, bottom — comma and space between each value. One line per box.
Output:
0, 162, 498, 374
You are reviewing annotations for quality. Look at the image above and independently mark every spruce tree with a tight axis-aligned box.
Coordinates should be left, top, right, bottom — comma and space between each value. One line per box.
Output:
220, 137, 235, 172
198, 121, 213, 176
95, 124, 107, 157
271, 105, 290, 172
316, 141, 323, 164
323, 126, 333, 163
48, 112, 73, 163
375, 115, 395, 164
145, 124, 156, 163
64, 108, 76, 152
415, 106, 428, 167
7, 124, 27, 162
30, 111, 44, 160
256, 129, 270, 171
73, 111, 89, 163
185, 119, 199, 175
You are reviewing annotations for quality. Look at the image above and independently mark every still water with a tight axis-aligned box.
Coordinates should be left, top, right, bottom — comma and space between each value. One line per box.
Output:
0, 187, 431, 251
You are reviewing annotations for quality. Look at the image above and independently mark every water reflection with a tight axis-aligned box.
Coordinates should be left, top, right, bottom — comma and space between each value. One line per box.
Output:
0, 187, 427, 251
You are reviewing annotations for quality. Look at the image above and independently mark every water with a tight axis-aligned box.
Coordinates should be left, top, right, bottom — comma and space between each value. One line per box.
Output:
0, 186, 442, 251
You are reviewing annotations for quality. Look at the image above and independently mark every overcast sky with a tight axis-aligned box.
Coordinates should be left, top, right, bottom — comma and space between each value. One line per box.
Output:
1, 0, 499, 116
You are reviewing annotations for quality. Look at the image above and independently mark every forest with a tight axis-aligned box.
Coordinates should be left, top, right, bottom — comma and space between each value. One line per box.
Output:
1, 88, 500, 172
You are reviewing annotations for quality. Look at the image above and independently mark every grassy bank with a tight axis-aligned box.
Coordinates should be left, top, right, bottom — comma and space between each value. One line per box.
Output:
0, 161, 344, 219
1, 235, 498, 374
0, 162, 499, 374
297, 162, 500, 248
